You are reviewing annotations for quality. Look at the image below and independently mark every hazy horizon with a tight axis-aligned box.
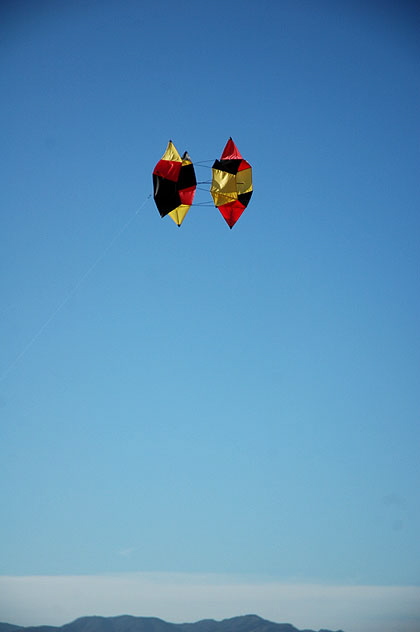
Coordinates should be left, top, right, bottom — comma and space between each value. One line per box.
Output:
1, 573, 420, 632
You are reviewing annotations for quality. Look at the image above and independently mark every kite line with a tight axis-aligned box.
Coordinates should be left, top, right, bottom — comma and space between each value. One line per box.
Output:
0, 194, 151, 383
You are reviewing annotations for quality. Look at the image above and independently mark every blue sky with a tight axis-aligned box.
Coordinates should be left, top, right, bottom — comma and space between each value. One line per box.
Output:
1, 1, 419, 630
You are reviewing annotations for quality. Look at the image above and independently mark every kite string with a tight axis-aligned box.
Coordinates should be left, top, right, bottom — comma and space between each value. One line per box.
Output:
0, 194, 151, 383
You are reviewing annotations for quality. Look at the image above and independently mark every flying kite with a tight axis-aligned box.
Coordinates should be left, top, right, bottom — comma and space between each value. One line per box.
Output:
210, 138, 253, 228
152, 141, 196, 226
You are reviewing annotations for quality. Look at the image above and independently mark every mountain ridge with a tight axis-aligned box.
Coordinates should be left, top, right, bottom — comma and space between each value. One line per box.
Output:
0, 614, 345, 632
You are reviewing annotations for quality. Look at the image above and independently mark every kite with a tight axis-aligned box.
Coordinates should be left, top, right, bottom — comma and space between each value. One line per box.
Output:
152, 141, 197, 226
210, 137, 253, 228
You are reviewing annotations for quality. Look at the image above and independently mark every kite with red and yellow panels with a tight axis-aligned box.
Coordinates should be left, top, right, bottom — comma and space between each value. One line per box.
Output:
152, 138, 252, 228
210, 137, 253, 228
152, 141, 197, 227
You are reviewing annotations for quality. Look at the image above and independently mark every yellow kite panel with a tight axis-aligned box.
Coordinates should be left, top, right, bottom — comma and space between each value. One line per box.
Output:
162, 141, 182, 163
236, 168, 253, 195
210, 170, 238, 198
168, 204, 190, 226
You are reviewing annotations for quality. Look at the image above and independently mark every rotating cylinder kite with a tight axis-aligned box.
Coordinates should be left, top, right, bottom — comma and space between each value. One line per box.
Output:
210, 138, 253, 228
152, 141, 197, 227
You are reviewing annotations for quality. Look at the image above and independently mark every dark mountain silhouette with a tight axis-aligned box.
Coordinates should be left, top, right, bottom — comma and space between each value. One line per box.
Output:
0, 625, 23, 632
0, 614, 344, 632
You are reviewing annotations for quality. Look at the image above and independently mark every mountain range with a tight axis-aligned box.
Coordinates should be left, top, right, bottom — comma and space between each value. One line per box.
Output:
0, 614, 344, 632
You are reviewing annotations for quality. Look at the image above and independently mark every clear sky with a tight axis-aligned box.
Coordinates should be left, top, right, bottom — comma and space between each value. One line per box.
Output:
1, 1, 419, 631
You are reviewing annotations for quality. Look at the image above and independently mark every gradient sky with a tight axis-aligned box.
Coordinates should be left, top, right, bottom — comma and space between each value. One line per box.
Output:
1, 1, 419, 631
